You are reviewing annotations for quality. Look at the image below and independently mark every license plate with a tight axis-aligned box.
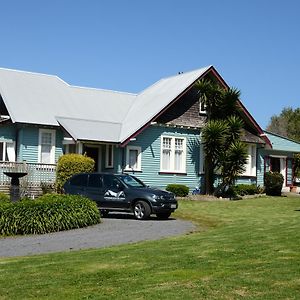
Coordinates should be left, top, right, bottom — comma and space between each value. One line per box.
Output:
171, 204, 176, 209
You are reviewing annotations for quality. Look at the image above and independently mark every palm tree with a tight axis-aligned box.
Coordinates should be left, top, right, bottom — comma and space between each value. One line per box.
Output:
195, 80, 247, 195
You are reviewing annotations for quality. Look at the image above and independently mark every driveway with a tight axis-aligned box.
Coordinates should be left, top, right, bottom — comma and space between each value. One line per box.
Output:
0, 213, 195, 257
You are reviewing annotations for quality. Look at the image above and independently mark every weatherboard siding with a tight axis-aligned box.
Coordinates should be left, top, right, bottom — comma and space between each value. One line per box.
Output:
19, 126, 63, 163
0, 125, 16, 142
125, 125, 201, 191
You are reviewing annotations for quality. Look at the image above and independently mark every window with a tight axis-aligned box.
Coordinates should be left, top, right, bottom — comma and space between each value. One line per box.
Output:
38, 129, 56, 164
88, 174, 103, 188
0, 141, 15, 162
105, 144, 114, 168
199, 100, 206, 114
125, 146, 142, 171
160, 136, 186, 173
199, 143, 205, 174
70, 174, 88, 187
243, 144, 256, 176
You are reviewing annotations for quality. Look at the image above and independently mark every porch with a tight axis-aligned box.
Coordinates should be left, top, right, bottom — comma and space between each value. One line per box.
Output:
0, 161, 56, 197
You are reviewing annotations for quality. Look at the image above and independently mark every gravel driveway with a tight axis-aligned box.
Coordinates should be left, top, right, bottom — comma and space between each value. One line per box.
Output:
0, 213, 195, 257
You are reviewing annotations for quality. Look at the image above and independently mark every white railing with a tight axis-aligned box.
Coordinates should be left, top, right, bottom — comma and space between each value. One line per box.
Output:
0, 161, 56, 186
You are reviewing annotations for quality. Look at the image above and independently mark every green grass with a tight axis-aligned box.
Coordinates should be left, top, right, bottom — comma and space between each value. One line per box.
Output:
1, 196, 300, 299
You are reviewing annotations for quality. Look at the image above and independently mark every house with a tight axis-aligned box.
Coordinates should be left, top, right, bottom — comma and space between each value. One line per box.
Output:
0, 65, 299, 195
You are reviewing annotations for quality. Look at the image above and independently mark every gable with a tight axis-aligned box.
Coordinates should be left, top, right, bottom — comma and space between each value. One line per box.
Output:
156, 87, 206, 128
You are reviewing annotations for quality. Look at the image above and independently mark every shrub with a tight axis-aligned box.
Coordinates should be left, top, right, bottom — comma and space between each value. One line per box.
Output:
0, 193, 10, 203
233, 184, 258, 196
166, 184, 189, 197
56, 154, 95, 192
0, 194, 100, 236
264, 172, 284, 196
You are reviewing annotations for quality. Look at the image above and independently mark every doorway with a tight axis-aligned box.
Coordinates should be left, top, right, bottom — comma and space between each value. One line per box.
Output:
84, 145, 102, 171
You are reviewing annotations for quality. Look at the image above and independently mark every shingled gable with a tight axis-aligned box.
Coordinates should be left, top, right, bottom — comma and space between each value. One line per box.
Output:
120, 66, 271, 147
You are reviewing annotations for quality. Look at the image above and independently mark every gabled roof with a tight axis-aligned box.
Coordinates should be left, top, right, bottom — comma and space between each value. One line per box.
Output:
264, 131, 300, 152
0, 66, 268, 146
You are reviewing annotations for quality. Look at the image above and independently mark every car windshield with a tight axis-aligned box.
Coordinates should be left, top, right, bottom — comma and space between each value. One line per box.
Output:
118, 175, 146, 188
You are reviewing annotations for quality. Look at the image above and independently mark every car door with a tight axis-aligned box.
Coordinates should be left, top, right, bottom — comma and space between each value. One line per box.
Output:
85, 174, 105, 207
67, 174, 88, 196
102, 174, 128, 209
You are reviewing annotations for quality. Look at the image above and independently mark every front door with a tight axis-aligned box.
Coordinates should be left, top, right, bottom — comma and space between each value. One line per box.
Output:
84, 145, 101, 171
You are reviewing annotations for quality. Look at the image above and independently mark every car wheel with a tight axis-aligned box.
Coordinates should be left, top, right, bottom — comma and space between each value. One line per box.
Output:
134, 201, 151, 220
156, 212, 171, 220
100, 210, 109, 217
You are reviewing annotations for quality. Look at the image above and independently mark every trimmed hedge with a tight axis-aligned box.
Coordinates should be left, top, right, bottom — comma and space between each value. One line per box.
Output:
0, 194, 101, 236
166, 184, 189, 197
233, 184, 258, 196
56, 154, 95, 192
264, 172, 284, 196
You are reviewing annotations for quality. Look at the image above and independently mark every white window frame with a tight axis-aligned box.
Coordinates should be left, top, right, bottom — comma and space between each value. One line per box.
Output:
105, 144, 114, 168
38, 129, 56, 164
242, 144, 257, 176
199, 99, 207, 114
160, 136, 186, 173
125, 146, 142, 171
0, 141, 15, 162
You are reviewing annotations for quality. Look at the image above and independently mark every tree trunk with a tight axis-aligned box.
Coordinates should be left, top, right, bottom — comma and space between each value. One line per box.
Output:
204, 156, 214, 195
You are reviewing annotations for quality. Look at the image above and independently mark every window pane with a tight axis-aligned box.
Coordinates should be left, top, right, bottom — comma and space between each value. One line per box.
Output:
162, 149, 171, 170
163, 137, 171, 150
175, 138, 183, 171
41, 144, 51, 164
70, 174, 88, 187
42, 132, 52, 145
129, 149, 138, 169
174, 151, 182, 171
88, 174, 102, 188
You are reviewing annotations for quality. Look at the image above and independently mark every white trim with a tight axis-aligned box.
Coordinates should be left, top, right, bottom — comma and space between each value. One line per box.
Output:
38, 129, 56, 164
199, 99, 207, 114
105, 144, 114, 168
0, 141, 15, 162
242, 144, 256, 176
160, 135, 186, 173
125, 146, 142, 171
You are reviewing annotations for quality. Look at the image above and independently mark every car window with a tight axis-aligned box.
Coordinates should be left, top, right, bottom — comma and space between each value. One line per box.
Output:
88, 174, 103, 188
119, 175, 145, 188
70, 174, 88, 187
103, 175, 121, 190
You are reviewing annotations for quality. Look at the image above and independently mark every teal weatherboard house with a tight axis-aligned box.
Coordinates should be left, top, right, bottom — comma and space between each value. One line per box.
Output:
0, 66, 299, 195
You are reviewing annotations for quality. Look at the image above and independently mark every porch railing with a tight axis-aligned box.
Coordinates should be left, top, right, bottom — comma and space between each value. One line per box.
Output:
0, 161, 56, 186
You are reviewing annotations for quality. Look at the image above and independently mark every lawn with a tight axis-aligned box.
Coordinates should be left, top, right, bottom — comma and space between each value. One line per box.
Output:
0, 196, 300, 299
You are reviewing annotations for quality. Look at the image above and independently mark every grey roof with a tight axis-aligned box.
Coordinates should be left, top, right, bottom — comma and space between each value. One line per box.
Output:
56, 117, 122, 143
0, 66, 211, 143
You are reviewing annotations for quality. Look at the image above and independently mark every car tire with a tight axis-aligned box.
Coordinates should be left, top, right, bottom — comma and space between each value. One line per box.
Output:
156, 212, 171, 220
133, 201, 151, 220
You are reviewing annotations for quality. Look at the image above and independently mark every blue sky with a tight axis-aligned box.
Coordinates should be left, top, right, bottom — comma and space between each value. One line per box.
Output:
0, 0, 299, 128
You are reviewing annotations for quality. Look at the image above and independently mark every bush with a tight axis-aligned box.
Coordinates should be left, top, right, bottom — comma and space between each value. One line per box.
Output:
0, 193, 10, 203
264, 172, 284, 196
0, 194, 101, 236
166, 184, 189, 197
233, 184, 258, 196
56, 154, 95, 192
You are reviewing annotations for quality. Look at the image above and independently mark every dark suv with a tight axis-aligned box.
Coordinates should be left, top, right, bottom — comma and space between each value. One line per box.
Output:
63, 173, 178, 220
